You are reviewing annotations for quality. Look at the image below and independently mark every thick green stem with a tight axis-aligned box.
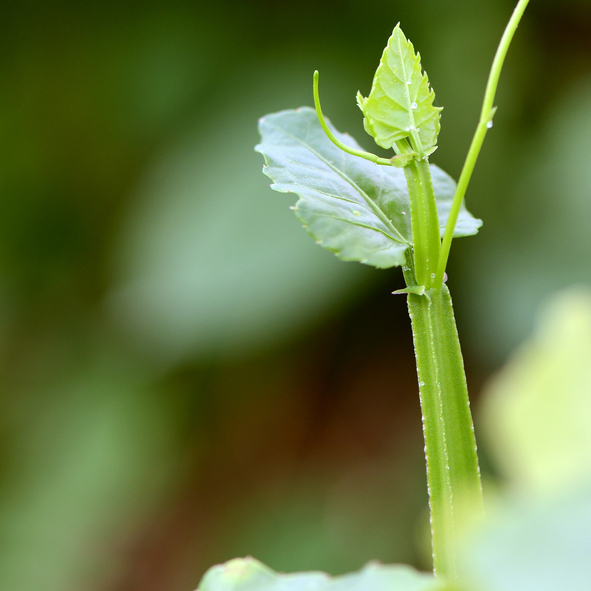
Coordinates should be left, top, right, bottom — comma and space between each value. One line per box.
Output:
400, 2, 529, 573
405, 159, 440, 288
403, 270, 483, 578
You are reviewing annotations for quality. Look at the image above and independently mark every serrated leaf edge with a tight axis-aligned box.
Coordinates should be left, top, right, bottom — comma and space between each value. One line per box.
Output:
358, 24, 442, 153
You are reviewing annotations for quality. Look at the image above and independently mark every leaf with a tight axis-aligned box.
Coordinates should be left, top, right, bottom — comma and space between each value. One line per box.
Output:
457, 489, 591, 591
458, 288, 591, 589
357, 24, 442, 154
430, 165, 482, 238
256, 108, 481, 269
197, 557, 449, 591
481, 287, 591, 496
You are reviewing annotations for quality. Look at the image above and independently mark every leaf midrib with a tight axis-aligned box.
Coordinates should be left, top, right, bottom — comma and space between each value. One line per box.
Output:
300, 210, 408, 243
395, 30, 418, 136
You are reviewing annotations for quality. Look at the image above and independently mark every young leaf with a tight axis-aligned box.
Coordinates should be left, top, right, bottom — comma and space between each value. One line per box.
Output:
198, 557, 450, 591
357, 24, 442, 155
256, 108, 480, 269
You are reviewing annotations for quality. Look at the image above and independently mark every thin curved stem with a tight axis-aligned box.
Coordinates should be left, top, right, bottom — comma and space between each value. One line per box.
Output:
434, 0, 531, 287
313, 71, 397, 166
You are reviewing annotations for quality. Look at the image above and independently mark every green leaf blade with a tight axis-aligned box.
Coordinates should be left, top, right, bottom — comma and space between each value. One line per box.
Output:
358, 25, 442, 153
256, 108, 480, 269
257, 107, 411, 268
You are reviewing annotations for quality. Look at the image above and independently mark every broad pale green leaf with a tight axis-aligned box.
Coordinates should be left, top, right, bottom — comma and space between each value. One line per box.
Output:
459, 288, 591, 589
457, 489, 591, 591
256, 108, 481, 269
481, 287, 591, 496
357, 25, 442, 154
197, 557, 448, 591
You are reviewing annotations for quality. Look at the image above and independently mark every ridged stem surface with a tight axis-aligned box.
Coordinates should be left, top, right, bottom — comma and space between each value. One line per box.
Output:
406, 284, 483, 578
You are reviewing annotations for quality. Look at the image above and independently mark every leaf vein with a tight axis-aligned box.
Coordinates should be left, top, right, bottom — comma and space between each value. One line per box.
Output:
265, 119, 407, 243
299, 209, 407, 244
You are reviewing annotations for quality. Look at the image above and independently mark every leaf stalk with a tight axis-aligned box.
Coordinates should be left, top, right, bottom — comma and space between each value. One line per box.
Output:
434, 0, 531, 287
313, 71, 395, 166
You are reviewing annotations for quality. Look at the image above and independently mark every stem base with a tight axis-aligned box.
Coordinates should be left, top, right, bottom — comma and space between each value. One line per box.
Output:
407, 285, 483, 578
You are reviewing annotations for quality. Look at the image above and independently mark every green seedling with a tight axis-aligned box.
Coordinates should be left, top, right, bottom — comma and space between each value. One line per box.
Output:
198, 1, 531, 589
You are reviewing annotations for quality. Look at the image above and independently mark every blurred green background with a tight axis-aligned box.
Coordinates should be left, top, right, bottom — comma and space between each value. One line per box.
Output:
0, 1, 590, 589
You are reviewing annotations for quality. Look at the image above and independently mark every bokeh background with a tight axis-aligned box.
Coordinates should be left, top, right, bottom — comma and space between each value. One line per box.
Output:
0, 1, 590, 589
